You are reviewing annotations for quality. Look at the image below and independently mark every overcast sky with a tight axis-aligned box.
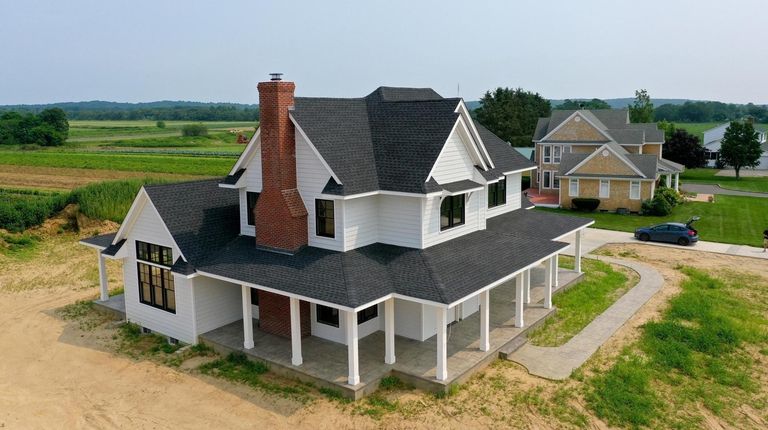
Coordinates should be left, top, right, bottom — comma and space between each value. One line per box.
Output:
2, 0, 766, 105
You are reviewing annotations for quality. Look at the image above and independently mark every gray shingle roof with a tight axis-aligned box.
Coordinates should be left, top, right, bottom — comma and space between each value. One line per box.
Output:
534, 109, 664, 146
222, 168, 245, 186
558, 148, 659, 178
289, 87, 533, 196
80, 233, 116, 249
195, 208, 591, 308
143, 180, 240, 265
474, 121, 536, 175
441, 179, 484, 194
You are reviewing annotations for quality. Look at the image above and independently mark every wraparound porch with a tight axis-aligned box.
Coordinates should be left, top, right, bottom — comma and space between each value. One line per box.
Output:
200, 265, 583, 399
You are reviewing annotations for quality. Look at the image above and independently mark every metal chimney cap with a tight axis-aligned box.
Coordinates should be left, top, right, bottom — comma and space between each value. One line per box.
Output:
269, 73, 283, 81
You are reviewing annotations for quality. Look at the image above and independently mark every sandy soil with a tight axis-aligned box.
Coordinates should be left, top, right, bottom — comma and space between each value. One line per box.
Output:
0, 224, 766, 429
0, 165, 210, 191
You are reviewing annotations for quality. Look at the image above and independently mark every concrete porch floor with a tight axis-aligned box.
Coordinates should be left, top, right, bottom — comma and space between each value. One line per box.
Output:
200, 267, 582, 399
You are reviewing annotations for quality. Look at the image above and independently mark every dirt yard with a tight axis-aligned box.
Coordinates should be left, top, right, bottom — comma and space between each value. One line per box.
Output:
1, 222, 766, 429
0, 165, 209, 191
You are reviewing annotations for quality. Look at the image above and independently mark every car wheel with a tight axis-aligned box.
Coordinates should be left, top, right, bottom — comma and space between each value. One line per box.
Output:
677, 237, 689, 246
639, 233, 650, 242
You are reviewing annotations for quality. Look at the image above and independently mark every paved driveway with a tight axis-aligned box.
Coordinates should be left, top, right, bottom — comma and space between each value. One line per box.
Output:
560, 228, 767, 260
681, 183, 768, 198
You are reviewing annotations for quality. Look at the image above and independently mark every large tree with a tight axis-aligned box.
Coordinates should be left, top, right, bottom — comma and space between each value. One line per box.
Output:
474, 87, 551, 147
555, 98, 611, 110
664, 129, 707, 168
629, 89, 654, 123
719, 121, 762, 179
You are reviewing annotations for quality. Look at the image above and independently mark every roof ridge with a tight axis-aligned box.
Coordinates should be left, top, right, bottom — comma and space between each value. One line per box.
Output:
416, 249, 449, 304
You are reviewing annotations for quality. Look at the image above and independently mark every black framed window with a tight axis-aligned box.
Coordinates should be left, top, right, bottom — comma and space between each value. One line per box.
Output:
316, 305, 339, 327
136, 241, 175, 313
357, 305, 378, 325
488, 178, 507, 208
246, 192, 260, 226
250, 289, 259, 306
440, 194, 465, 231
316, 199, 335, 238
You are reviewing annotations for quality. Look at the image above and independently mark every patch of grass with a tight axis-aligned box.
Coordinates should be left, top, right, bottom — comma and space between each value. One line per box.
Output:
681, 168, 768, 193
529, 258, 636, 346
59, 299, 94, 320
198, 352, 312, 402
538, 194, 768, 247
116, 322, 183, 359
354, 394, 399, 419
70, 178, 171, 222
0, 231, 40, 258
378, 375, 407, 391
585, 266, 768, 429
0, 151, 233, 176
58, 299, 116, 330
319, 386, 350, 403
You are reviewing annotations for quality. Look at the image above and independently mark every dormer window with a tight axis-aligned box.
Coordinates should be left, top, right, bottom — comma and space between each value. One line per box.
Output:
246, 192, 260, 226
488, 178, 506, 208
316, 199, 335, 238
440, 194, 465, 231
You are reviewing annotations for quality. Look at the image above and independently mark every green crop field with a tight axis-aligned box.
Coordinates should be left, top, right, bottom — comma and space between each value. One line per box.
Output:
68, 120, 257, 141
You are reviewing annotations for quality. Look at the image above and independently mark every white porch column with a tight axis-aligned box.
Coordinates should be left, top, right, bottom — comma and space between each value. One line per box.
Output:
479, 291, 490, 352
436, 306, 448, 381
346, 310, 360, 385
674, 173, 680, 192
544, 257, 554, 309
523, 269, 531, 304
289, 297, 303, 366
553, 254, 560, 287
384, 298, 396, 364
515, 273, 524, 328
97, 251, 109, 302
241, 285, 254, 349
666, 174, 671, 188
574, 229, 583, 274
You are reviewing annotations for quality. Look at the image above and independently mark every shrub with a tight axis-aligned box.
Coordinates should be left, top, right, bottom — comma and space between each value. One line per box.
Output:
571, 197, 600, 212
181, 123, 208, 137
641, 196, 673, 216
156, 120, 166, 129
655, 187, 682, 208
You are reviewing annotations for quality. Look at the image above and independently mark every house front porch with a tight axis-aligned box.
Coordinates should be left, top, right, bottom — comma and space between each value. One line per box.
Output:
199, 266, 582, 399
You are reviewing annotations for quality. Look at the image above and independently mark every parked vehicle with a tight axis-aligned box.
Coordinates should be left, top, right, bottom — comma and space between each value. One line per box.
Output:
634, 216, 700, 246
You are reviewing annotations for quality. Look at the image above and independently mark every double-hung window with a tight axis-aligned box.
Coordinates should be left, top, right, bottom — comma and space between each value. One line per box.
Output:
630, 180, 641, 200
569, 178, 579, 197
553, 145, 562, 164
543, 171, 551, 189
440, 194, 465, 231
487, 177, 507, 208
599, 179, 611, 198
316, 199, 335, 238
136, 241, 176, 313
542, 145, 551, 163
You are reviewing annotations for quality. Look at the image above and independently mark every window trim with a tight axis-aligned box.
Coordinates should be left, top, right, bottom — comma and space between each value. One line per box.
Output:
569, 178, 579, 197
599, 179, 611, 198
629, 180, 641, 200
542, 145, 551, 163
440, 194, 466, 231
487, 177, 507, 208
315, 199, 335, 238
246, 191, 260, 226
357, 305, 378, 325
552, 173, 560, 189
553, 145, 562, 164
316, 304, 340, 328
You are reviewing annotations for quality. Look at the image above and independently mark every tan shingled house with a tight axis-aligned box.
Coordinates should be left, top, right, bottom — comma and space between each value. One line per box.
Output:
531, 109, 684, 212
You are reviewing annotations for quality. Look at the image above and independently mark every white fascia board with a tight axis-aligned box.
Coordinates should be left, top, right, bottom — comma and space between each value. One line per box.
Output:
456, 115, 489, 170
228, 128, 261, 175
538, 111, 613, 143
426, 117, 487, 183
442, 186, 483, 196
564, 143, 646, 178
79, 241, 106, 251
318, 189, 439, 201
456, 100, 495, 169
289, 113, 342, 184
503, 166, 537, 175
445, 243, 571, 308
194, 270, 358, 313
218, 175, 246, 189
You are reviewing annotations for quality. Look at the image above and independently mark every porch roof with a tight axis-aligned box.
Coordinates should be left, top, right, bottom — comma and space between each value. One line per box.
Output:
195, 208, 591, 309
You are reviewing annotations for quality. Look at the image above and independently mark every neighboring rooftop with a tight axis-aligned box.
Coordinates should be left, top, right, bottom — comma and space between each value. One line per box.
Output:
533, 109, 664, 144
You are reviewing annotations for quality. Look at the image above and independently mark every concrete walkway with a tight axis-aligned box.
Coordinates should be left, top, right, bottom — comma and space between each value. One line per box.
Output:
682, 183, 768, 198
507, 257, 664, 380
560, 228, 768, 260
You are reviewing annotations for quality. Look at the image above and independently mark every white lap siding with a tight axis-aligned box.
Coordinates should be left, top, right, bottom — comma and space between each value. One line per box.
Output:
239, 144, 263, 236
122, 201, 196, 343
430, 124, 477, 184
378, 195, 421, 248
343, 196, 379, 250
486, 173, 523, 218
422, 190, 481, 248
296, 132, 344, 251
193, 276, 243, 336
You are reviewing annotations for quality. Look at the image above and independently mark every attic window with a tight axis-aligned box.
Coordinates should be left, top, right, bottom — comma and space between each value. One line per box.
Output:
440, 194, 465, 231
246, 192, 260, 226
574, 116, 581, 122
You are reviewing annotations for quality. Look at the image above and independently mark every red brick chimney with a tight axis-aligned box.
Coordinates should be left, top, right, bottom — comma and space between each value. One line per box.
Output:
254, 74, 308, 253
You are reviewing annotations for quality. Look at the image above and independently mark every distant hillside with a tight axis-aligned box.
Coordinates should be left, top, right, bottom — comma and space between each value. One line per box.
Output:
0, 100, 258, 111
467, 98, 694, 111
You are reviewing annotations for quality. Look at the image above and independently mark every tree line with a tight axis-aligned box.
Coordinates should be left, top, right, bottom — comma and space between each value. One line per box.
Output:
0, 108, 69, 146
654, 101, 768, 123
0, 102, 260, 122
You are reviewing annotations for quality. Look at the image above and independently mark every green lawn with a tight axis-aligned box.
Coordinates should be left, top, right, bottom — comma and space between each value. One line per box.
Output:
0, 151, 233, 176
682, 168, 768, 193
586, 266, 768, 429
538, 195, 768, 247
528, 257, 637, 346
67, 120, 257, 140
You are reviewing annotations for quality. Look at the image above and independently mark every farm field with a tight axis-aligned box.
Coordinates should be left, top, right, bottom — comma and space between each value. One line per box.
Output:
67, 120, 257, 141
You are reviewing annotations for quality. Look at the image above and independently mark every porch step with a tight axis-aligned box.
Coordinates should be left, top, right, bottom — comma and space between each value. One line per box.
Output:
498, 335, 528, 359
